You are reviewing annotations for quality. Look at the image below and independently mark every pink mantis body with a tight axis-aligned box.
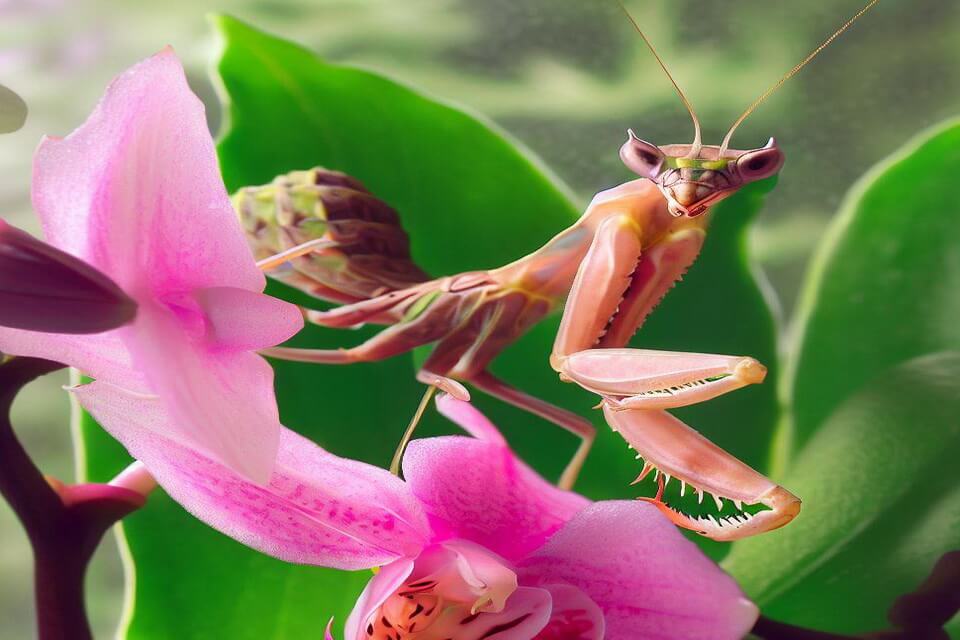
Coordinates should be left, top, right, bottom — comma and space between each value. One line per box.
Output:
235, 0, 878, 542
236, 137, 792, 542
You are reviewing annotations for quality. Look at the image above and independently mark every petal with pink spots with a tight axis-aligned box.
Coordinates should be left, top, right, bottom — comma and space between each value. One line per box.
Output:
75, 382, 429, 570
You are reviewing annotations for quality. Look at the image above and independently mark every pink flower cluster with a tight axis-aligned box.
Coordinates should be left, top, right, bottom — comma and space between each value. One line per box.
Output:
0, 51, 759, 639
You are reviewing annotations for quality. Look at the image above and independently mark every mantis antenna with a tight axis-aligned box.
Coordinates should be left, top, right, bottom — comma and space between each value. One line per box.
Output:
615, 0, 703, 158
719, 0, 881, 155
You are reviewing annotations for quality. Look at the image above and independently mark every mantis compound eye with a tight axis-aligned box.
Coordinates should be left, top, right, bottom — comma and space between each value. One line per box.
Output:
620, 130, 666, 180
735, 138, 784, 182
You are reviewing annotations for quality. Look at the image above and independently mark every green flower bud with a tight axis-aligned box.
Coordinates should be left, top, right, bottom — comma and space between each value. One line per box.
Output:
232, 168, 429, 302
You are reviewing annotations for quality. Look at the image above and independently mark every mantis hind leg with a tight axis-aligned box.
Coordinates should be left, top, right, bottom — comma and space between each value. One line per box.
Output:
467, 370, 595, 491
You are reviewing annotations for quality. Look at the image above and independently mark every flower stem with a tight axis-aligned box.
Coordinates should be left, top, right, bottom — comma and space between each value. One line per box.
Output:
0, 357, 146, 640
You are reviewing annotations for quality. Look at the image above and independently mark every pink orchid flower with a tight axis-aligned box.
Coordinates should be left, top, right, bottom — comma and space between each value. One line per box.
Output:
77, 379, 758, 639
0, 50, 303, 482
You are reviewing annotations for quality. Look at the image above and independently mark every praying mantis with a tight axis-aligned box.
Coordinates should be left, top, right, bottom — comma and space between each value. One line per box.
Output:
235, 0, 879, 541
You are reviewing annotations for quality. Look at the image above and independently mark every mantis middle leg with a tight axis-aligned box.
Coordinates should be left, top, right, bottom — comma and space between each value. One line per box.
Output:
262, 271, 594, 488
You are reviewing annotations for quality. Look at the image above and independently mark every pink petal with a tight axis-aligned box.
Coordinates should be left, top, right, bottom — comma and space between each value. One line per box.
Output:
435, 394, 507, 445
74, 382, 429, 570
0, 327, 145, 390
533, 583, 604, 640
520, 501, 758, 640
126, 302, 283, 482
193, 286, 303, 351
32, 48, 264, 297
402, 435, 588, 563
420, 586, 553, 640
344, 558, 415, 640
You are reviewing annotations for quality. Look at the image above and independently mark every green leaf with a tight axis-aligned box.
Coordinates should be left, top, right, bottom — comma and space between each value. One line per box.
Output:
788, 118, 960, 455
723, 352, 960, 635
214, 17, 579, 277
78, 15, 781, 637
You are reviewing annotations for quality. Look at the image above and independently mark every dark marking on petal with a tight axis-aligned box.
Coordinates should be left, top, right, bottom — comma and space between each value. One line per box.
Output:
478, 614, 533, 639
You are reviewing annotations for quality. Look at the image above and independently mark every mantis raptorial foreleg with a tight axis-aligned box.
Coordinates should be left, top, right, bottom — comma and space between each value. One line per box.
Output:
560, 348, 767, 412
547, 170, 798, 540
603, 407, 800, 541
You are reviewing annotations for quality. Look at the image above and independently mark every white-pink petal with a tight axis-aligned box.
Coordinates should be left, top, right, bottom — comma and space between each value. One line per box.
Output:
32, 48, 263, 296
125, 302, 284, 482
520, 501, 759, 640
75, 382, 429, 570
10, 48, 305, 483
0, 327, 145, 390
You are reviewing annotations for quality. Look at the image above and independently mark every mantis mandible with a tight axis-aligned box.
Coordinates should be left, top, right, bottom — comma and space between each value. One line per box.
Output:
235, 0, 878, 542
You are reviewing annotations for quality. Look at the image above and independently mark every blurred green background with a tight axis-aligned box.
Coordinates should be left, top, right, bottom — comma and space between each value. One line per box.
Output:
2, 0, 958, 637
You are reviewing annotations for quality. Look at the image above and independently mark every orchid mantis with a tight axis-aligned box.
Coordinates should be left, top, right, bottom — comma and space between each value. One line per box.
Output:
235, 0, 879, 541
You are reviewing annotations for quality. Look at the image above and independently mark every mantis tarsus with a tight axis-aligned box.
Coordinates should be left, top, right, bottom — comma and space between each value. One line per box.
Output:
236, 0, 879, 541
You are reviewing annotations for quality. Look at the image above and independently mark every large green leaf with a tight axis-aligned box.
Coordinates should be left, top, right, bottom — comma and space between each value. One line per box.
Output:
723, 352, 960, 635
788, 118, 960, 454
78, 15, 781, 638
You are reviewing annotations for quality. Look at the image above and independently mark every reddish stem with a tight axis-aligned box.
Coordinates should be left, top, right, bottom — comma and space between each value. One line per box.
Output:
0, 357, 145, 640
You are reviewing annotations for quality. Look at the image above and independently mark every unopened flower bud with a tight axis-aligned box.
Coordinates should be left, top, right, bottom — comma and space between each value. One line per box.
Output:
0, 219, 136, 333
232, 167, 428, 301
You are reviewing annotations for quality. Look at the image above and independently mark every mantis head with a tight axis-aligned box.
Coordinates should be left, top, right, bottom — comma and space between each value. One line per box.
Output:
620, 133, 784, 217
614, 0, 876, 217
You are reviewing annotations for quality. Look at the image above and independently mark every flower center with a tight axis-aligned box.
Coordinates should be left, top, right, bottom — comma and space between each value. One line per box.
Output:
367, 589, 443, 638
159, 292, 209, 342
362, 541, 522, 639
